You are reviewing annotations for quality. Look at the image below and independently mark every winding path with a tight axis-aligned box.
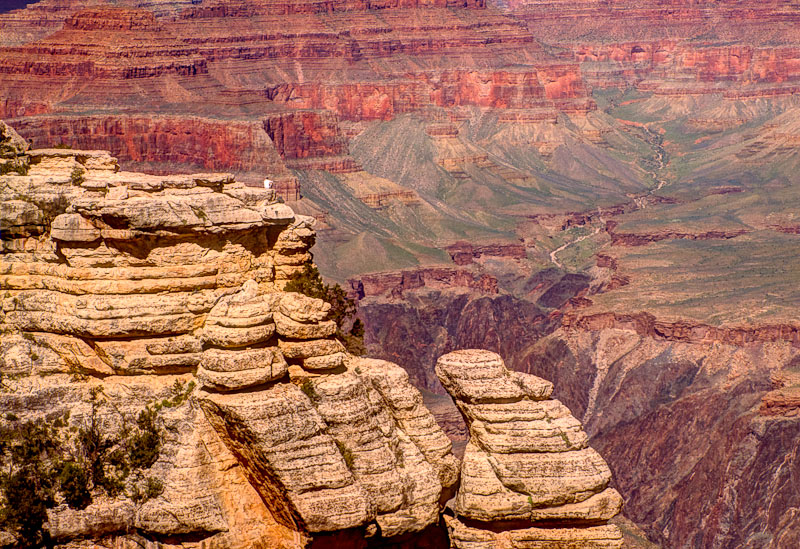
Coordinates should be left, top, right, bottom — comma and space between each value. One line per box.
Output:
548, 123, 670, 269
549, 225, 603, 269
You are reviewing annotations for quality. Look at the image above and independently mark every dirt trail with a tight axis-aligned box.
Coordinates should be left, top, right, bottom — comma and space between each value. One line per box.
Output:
548, 122, 672, 269
550, 225, 603, 269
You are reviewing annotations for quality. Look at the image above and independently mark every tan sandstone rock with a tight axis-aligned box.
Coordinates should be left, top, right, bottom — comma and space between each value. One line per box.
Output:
436, 349, 624, 549
0, 130, 456, 548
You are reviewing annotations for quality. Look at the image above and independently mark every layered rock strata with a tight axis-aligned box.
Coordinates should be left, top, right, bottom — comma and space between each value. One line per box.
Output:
435, 349, 623, 549
0, 1, 593, 186
0, 123, 458, 546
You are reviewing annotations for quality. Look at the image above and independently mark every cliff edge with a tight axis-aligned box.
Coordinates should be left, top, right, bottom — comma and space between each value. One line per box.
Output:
0, 120, 458, 547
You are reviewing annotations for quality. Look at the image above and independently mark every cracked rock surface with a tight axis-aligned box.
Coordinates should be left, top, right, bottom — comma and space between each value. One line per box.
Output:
436, 349, 624, 549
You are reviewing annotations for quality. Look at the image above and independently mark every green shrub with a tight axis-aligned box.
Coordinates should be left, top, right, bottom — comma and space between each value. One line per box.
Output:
335, 440, 355, 469
0, 385, 177, 545
0, 162, 28, 176
0, 417, 61, 546
285, 264, 365, 355
69, 166, 85, 185
130, 476, 164, 504
128, 407, 160, 470
300, 379, 319, 401
58, 461, 91, 510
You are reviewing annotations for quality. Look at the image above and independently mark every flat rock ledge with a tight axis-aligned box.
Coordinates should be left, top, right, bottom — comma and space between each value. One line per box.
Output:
436, 349, 624, 549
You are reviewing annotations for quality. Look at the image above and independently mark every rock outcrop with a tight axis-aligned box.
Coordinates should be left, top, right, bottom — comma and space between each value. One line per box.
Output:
435, 349, 623, 548
349, 267, 499, 300
0, 123, 459, 547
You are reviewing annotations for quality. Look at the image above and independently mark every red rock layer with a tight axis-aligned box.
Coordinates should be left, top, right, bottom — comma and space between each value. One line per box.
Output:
563, 311, 800, 348
605, 221, 750, 246
266, 68, 592, 121
760, 389, 800, 417
509, 0, 800, 95
445, 241, 527, 265
263, 111, 361, 173
349, 268, 498, 299
9, 114, 291, 177
0, 9, 208, 79
182, 0, 485, 18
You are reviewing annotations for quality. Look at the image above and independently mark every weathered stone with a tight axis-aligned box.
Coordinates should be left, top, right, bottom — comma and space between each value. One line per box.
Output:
50, 213, 102, 242
201, 346, 285, 373
0, 120, 29, 157
202, 282, 278, 347
47, 500, 135, 541
197, 347, 289, 391
445, 515, 625, 549
436, 349, 623, 548
436, 349, 553, 404
263, 203, 295, 223
279, 338, 344, 359
0, 200, 43, 237
274, 312, 336, 339
279, 292, 331, 323
29, 148, 118, 172
356, 358, 460, 491
202, 323, 276, 348
303, 352, 347, 371
197, 364, 457, 538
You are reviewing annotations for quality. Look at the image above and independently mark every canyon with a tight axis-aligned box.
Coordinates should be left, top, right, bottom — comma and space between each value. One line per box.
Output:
1, 0, 800, 547
0, 127, 627, 547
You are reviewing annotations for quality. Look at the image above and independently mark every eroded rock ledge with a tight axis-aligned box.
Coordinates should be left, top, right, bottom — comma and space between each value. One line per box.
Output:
1, 121, 623, 548
435, 349, 623, 549
0, 121, 458, 547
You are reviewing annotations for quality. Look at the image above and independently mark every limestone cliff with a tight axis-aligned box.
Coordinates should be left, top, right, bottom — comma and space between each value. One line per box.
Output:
0, 122, 459, 547
436, 349, 623, 549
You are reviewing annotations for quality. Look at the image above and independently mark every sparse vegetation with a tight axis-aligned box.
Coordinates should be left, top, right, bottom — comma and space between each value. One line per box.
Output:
0, 161, 28, 176
335, 440, 355, 469
300, 379, 319, 401
0, 383, 186, 546
285, 264, 366, 355
190, 205, 209, 222
129, 476, 164, 504
69, 166, 85, 186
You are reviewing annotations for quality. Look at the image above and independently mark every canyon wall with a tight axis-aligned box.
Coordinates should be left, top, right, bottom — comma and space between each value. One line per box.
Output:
354, 261, 800, 547
521, 326, 800, 548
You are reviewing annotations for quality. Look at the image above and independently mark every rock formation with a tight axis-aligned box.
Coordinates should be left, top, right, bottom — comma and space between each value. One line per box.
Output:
523, 326, 800, 548
0, 122, 460, 547
435, 349, 623, 548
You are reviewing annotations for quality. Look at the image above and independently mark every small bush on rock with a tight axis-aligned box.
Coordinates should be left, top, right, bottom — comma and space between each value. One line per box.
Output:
285, 264, 366, 355
0, 384, 183, 545
69, 166, 85, 185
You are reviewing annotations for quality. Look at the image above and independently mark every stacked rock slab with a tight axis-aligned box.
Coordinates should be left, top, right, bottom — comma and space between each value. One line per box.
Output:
435, 349, 624, 549
0, 121, 457, 547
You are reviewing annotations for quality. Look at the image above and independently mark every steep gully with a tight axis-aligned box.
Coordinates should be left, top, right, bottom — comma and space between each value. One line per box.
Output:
549, 119, 668, 269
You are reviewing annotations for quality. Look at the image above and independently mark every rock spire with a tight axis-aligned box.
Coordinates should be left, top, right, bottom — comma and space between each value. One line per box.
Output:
436, 349, 624, 548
